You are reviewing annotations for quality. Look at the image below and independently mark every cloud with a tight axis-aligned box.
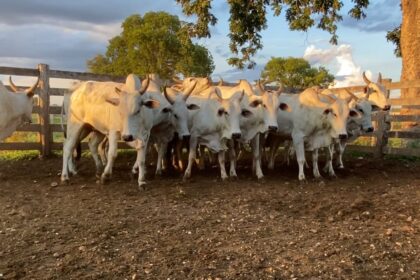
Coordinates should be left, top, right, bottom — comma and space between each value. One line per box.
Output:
340, 0, 401, 33
215, 64, 264, 82
303, 44, 380, 87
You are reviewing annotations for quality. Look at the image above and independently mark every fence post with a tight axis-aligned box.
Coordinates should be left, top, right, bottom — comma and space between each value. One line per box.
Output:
38, 64, 51, 158
374, 78, 392, 158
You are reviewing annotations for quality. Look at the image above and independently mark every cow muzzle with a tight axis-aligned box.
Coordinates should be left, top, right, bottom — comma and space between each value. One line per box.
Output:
183, 135, 191, 143
339, 134, 348, 140
268, 125, 277, 132
122, 135, 134, 142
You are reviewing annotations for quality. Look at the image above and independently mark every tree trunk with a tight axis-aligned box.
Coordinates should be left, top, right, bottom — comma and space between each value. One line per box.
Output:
400, 0, 420, 125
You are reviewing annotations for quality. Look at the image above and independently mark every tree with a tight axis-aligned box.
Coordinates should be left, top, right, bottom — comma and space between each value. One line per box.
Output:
87, 12, 215, 79
176, 0, 370, 69
261, 57, 334, 90
386, 25, 401, 58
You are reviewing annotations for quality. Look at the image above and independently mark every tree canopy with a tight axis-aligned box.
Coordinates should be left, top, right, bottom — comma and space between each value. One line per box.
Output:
261, 57, 335, 90
87, 12, 215, 79
176, 0, 370, 69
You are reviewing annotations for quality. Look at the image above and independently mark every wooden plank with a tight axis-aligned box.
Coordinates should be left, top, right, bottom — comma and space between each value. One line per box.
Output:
38, 64, 51, 157
0, 142, 41, 150
382, 80, 420, 90
389, 115, 420, 122
49, 69, 124, 82
388, 131, 420, 139
51, 124, 65, 132
0, 66, 39, 77
384, 147, 420, 157
51, 142, 133, 150
346, 145, 375, 153
16, 124, 41, 132
49, 106, 62, 115
50, 88, 68, 96
389, 98, 420, 106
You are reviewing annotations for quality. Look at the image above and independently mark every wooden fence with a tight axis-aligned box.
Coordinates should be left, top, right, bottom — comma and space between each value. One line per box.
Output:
0, 64, 420, 159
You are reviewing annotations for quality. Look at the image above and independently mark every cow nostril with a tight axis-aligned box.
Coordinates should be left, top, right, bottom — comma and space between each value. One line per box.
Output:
339, 134, 348, 140
122, 135, 134, 142
232, 133, 241, 139
268, 126, 277, 132
384, 105, 391, 111
366, 127, 374, 133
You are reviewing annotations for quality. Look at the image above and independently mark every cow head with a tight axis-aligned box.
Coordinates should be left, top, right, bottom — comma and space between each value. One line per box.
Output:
254, 80, 290, 132
212, 88, 243, 139
8, 76, 40, 123
345, 89, 374, 133
320, 94, 351, 139
163, 81, 200, 140
362, 72, 390, 111
106, 76, 160, 142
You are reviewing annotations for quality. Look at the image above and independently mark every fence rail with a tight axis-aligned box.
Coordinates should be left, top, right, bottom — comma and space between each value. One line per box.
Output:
1, 64, 420, 158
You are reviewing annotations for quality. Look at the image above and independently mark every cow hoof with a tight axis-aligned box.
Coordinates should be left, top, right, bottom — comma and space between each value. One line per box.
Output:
155, 170, 162, 177
138, 182, 147, 191
100, 175, 110, 185
221, 176, 228, 181
60, 178, 70, 185
337, 165, 345, 170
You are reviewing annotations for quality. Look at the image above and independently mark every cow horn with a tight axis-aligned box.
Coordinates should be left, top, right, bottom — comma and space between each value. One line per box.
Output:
163, 84, 175, 105
183, 80, 197, 101
377, 72, 383, 84
139, 77, 150, 95
214, 87, 223, 101
217, 76, 224, 86
257, 80, 265, 93
362, 72, 371, 85
8, 76, 20, 93
275, 83, 283, 96
172, 76, 182, 84
345, 89, 359, 102
25, 76, 40, 97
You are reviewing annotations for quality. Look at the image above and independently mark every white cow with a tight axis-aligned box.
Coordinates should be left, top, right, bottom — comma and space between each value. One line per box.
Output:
0, 77, 39, 141
61, 75, 160, 188
272, 87, 352, 181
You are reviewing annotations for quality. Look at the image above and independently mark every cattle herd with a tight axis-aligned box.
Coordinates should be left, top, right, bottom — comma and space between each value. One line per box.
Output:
0, 73, 390, 189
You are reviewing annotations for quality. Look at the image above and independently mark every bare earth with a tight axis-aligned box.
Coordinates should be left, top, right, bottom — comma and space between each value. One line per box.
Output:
0, 154, 419, 280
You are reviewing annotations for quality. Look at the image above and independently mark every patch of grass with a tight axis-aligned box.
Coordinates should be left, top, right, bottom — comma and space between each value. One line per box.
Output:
0, 150, 39, 161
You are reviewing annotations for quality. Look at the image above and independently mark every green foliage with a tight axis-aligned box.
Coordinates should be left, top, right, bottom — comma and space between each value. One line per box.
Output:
386, 25, 401, 57
176, 0, 370, 69
87, 12, 215, 79
261, 57, 334, 89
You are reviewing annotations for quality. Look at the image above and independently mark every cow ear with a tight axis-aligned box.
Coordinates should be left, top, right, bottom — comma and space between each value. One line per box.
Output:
241, 109, 252, 117
106, 98, 120, 106
279, 103, 290, 112
187, 104, 200, 110
349, 110, 359, 117
324, 108, 331, 115
142, 99, 160, 109
249, 99, 262, 108
162, 107, 172, 113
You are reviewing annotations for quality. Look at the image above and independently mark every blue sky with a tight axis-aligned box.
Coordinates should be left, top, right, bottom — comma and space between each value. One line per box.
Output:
0, 0, 402, 86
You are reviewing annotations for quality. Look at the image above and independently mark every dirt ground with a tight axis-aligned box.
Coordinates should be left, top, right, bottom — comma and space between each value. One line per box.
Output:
0, 153, 419, 280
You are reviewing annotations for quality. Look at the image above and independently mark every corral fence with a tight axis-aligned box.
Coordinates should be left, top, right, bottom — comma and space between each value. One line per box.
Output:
0, 64, 420, 159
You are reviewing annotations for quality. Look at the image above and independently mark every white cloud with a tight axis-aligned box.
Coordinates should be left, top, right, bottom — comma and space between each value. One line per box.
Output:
303, 44, 379, 87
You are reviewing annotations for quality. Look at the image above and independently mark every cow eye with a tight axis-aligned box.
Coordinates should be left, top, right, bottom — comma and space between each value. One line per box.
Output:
358, 108, 364, 114
217, 108, 225, 116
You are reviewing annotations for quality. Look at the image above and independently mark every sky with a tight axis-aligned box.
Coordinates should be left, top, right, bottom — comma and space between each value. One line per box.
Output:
0, 0, 402, 88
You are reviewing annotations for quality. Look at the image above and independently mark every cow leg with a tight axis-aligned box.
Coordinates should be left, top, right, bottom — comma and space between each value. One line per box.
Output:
218, 151, 228, 181
98, 137, 108, 166
336, 141, 346, 169
88, 132, 105, 177
136, 141, 148, 189
251, 134, 264, 180
61, 123, 84, 183
101, 131, 119, 184
155, 141, 168, 176
197, 145, 206, 170
292, 134, 306, 181
229, 139, 238, 178
174, 139, 184, 171
183, 136, 198, 181
324, 144, 336, 177
312, 149, 322, 179
267, 135, 280, 170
